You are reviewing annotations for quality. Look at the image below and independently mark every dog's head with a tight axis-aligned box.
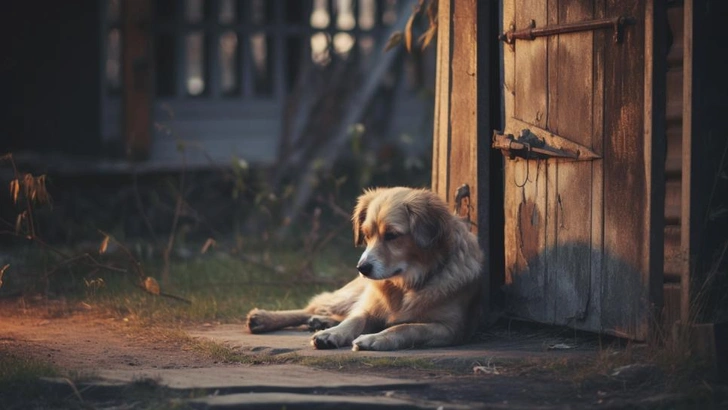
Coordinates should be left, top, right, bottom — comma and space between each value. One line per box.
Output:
351, 187, 452, 282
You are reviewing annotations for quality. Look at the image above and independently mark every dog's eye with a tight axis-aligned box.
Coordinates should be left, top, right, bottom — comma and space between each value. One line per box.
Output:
383, 231, 400, 241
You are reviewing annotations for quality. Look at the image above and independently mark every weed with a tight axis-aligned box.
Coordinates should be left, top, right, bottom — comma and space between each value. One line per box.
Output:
0, 352, 58, 385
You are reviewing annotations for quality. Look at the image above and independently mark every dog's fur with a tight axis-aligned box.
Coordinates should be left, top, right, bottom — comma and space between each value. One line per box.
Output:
246, 187, 484, 351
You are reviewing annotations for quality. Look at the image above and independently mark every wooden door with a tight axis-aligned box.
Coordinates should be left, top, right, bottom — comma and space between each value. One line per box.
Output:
498, 0, 665, 340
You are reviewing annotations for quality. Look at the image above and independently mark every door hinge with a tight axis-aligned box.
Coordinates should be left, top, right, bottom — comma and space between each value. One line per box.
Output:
499, 16, 636, 45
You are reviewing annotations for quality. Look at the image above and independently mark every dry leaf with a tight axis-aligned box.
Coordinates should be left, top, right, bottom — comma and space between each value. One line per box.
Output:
15, 212, 24, 235
35, 175, 51, 205
200, 238, 216, 254
419, 25, 437, 50
547, 343, 575, 350
473, 365, 500, 375
99, 235, 110, 254
144, 277, 160, 295
0, 264, 8, 288
9, 179, 19, 204
404, 11, 416, 52
421, 0, 438, 50
384, 31, 403, 52
23, 174, 35, 202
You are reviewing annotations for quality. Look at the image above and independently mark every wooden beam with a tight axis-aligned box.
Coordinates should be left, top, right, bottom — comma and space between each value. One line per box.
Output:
432, 0, 502, 321
431, 0, 453, 199
122, 0, 153, 160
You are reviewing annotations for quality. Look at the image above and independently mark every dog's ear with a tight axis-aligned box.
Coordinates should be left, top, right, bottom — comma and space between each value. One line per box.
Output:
352, 189, 378, 246
405, 192, 452, 250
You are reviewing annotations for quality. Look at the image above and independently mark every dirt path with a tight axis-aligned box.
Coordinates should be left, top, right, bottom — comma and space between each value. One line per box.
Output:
1, 299, 724, 409
0, 300, 215, 372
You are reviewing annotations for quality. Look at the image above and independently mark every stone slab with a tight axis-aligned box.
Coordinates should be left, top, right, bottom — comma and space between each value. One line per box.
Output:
94, 364, 425, 392
188, 325, 597, 363
187, 392, 460, 410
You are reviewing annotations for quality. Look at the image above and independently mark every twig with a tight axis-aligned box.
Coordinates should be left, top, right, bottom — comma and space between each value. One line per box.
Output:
98, 229, 146, 281
41, 252, 127, 281
132, 170, 160, 247
315, 194, 352, 220
162, 150, 187, 285
133, 283, 192, 304
98, 229, 192, 304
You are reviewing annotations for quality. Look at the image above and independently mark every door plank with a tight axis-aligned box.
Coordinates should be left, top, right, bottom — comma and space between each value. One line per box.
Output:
601, 0, 650, 339
448, 0, 479, 229
590, 0, 607, 332
513, 0, 547, 128
551, 0, 596, 328
504, 158, 550, 323
432, 0, 453, 198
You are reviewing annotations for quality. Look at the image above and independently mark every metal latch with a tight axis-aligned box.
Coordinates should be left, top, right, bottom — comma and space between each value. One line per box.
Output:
453, 184, 475, 231
499, 16, 636, 45
492, 129, 581, 160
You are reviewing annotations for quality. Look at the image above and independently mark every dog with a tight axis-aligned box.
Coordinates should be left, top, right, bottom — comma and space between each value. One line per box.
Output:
246, 187, 484, 351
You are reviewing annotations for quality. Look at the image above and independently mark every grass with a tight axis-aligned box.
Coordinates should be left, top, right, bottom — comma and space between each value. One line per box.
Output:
3, 239, 360, 325
0, 352, 64, 408
0, 352, 59, 385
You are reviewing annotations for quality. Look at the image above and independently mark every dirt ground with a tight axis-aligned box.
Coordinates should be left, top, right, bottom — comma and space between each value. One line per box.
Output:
1, 299, 725, 409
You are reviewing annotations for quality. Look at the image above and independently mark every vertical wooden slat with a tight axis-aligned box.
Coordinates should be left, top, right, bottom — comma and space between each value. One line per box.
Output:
590, 0, 606, 331
680, 0, 694, 326
501, 0, 516, 298
513, 0, 547, 128
431, 0, 452, 199
600, 0, 662, 340
551, 0, 595, 328
122, 0, 153, 160
503, 0, 551, 324
544, 0, 558, 325
447, 0, 478, 221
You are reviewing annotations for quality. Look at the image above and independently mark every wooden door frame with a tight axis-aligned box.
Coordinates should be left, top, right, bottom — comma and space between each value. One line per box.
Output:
431, 0, 504, 321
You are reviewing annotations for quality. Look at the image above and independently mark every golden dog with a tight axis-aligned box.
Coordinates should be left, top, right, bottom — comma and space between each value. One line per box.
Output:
246, 187, 484, 351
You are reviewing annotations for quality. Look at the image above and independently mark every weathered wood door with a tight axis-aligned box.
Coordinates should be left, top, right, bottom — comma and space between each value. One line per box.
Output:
498, 0, 665, 340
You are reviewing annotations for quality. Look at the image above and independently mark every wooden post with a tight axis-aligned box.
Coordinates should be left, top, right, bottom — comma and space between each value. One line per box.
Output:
431, 0, 503, 322
122, 0, 153, 160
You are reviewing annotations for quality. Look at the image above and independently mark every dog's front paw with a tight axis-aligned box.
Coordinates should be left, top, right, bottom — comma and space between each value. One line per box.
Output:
311, 329, 351, 349
351, 333, 397, 351
246, 308, 272, 334
307, 316, 339, 332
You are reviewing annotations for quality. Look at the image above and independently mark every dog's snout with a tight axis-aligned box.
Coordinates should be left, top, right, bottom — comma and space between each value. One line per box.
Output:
357, 262, 373, 276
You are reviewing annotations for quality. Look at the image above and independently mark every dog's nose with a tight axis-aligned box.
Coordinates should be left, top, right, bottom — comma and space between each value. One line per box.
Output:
357, 262, 373, 276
